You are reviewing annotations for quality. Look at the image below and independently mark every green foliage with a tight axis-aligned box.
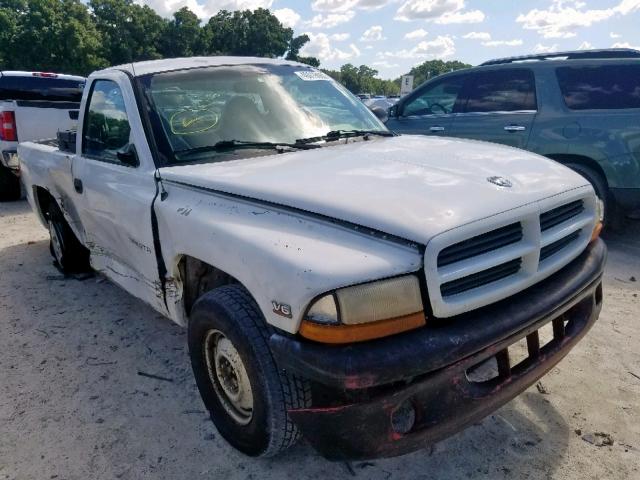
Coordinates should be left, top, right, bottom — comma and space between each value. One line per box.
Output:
285, 33, 320, 67
0, 0, 464, 90
405, 59, 472, 87
203, 8, 293, 58
0, 0, 318, 75
322, 64, 400, 96
0, 0, 106, 74
161, 7, 204, 58
89, 0, 166, 65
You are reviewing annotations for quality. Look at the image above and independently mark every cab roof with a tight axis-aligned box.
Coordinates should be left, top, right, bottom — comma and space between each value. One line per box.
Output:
101, 56, 311, 77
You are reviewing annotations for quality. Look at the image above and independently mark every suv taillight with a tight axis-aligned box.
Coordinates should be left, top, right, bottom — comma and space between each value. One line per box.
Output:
0, 111, 17, 141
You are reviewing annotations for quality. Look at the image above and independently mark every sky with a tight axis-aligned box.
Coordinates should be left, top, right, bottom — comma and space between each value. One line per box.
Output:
135, 0, 640, 78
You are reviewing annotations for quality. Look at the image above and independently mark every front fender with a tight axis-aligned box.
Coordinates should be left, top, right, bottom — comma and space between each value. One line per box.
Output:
156, 183, 423, 332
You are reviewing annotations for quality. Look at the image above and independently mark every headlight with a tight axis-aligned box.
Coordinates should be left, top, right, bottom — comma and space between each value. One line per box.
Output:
591, 198, 604, 243
301, 275, 426, 344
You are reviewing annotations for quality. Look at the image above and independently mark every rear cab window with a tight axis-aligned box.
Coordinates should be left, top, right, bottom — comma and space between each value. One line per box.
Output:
0, 75, 84, 103
556, 64, 640, 110
462, 69, 537, 113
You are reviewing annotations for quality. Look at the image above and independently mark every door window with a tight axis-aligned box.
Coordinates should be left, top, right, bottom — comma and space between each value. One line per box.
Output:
82, 80, 132, 162
463, 69, 537, 113
402, 76, 465, 116
556, 65, 640, 110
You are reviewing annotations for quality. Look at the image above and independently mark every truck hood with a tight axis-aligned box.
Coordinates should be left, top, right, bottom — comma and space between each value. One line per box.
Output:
159, 135, 589, 245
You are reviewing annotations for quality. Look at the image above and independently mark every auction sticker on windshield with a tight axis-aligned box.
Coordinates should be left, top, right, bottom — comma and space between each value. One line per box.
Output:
294, 71, 331, 81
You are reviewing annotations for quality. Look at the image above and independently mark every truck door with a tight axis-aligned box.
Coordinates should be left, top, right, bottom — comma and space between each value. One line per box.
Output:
450, 69, 537, 149
386, 74, 466, 136
71, 73, 167, 314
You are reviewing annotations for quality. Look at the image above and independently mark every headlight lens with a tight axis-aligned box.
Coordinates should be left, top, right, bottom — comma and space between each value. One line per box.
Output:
336, 275, 423, 325
306, 293, 339, 325
301, 275, 426, 343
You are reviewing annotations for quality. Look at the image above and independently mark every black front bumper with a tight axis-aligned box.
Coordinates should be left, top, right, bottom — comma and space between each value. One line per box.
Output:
271, 240, 607, 460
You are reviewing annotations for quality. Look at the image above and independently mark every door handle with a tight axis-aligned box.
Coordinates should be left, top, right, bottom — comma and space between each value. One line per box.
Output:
504, 125, 526, 132
73, 178, 83, 194
429, 126, 445, 132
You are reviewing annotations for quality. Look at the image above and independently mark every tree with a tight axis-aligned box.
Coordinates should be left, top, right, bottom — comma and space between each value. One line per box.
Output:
90, 0, 166, 65
285, 34, 320, 67
160, 7, 203, 58
405, 59, 472, 87
0, 0, 106, 75
203, 8, 293, 58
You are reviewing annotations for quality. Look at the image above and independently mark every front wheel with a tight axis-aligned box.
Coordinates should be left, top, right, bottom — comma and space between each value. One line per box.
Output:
188, 285, 311, 457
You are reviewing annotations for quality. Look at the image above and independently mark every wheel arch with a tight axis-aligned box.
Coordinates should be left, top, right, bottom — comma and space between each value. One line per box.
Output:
33, 185, 55, 225
171, 254, 250, 323
545, 154, 609, 188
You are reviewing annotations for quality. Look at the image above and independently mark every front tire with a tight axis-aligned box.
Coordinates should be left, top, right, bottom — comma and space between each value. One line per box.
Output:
188, 285, 310, 457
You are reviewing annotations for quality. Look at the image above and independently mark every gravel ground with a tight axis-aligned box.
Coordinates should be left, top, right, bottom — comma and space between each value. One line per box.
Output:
0, 199, 638, 480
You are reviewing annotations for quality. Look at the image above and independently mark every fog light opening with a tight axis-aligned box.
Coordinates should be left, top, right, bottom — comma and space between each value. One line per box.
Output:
391, 400, 416, 435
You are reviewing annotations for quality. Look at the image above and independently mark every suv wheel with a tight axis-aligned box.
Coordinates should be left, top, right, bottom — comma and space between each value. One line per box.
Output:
565, 163, 613, 226
188, 285, 311, 457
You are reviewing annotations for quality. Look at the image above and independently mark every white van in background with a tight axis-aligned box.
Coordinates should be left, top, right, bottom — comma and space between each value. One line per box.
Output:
0, 71, 85, 201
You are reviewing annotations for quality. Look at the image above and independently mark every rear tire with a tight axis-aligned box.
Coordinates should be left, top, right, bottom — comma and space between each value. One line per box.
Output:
188, 285, 311, 457
565, 163, 616, 227
47, 202, 90, 273
0, 165, 20, 201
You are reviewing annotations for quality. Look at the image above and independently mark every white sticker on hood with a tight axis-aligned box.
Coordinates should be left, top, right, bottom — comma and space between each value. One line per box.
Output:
294, 70, 331, 81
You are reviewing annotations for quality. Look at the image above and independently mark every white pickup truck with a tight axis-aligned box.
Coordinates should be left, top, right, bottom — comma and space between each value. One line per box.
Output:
0, 71, 85, 200
18, 57, 607, 461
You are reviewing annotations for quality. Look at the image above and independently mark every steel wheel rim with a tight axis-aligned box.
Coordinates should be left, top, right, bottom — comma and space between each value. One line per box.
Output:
204, 329, 254, 425
49, 220, 64, 266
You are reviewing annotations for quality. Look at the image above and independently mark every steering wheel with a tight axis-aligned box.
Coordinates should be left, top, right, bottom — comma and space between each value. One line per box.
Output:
429, 103, 448, 115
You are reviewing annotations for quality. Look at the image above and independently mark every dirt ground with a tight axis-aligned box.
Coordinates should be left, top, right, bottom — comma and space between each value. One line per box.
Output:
0, 199, 638, 480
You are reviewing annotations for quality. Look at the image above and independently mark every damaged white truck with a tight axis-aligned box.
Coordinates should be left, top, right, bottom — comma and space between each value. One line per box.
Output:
18, 57, 607, 460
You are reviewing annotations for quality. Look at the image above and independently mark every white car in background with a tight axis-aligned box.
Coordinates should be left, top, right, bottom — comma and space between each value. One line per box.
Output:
0, 71, 85, 201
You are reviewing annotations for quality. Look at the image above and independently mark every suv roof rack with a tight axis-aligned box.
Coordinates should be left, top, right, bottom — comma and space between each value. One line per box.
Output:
480, 48, 640, 66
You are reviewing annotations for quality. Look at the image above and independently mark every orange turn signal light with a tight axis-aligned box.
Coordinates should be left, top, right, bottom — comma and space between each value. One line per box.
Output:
591, 222, 603, 243
299, 311, 426, 344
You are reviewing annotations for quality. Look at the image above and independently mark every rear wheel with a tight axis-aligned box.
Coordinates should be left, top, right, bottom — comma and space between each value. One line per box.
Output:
0, 165, 20, 201
47, 202, 90, 273
565, 163, 614, 226
188, 285, 311, 457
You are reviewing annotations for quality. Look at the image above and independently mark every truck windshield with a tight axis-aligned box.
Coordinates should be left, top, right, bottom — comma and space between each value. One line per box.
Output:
139, 64, 388, 163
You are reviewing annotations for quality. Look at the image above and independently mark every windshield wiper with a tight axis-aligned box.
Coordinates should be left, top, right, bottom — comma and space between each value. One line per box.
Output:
295, 129, 396, 145
175, 139, 321, 157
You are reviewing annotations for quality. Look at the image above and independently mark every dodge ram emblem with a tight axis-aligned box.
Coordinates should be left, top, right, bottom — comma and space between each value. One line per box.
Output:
487, 176, 513, 188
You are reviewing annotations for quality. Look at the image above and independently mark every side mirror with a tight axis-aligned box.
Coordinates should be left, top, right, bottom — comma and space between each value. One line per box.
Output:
370, 106, 389, 124
388, 104, 399, 118
117, 144, 139, 167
